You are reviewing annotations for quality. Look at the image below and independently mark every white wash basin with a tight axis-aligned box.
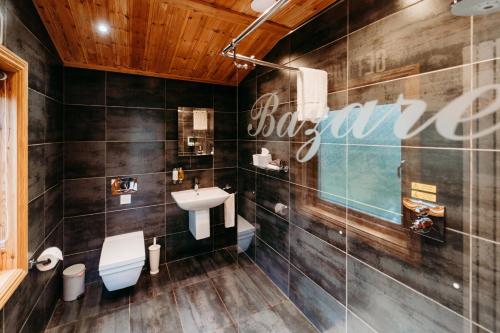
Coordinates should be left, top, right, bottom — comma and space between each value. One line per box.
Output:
171, 187, 230, 211
171, 187, 230, 240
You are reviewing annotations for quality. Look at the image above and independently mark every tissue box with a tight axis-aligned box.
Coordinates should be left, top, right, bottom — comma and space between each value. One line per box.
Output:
253, 154, 271, 168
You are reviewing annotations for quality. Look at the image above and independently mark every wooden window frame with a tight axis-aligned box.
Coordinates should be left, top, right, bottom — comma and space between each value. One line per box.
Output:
0, 45, 29, 309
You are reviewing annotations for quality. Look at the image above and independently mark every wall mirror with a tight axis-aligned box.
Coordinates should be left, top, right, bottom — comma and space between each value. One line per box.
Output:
178, 107, 214, 156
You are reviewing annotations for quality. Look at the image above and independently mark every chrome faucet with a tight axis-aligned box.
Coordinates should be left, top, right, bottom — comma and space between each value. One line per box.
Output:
194, 177, 200, 192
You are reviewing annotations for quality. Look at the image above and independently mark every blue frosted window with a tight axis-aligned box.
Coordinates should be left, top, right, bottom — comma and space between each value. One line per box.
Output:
318, 104, 402, 224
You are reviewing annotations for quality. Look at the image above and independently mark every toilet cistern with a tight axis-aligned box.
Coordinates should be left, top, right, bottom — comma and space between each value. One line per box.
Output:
171, 187, 230, 240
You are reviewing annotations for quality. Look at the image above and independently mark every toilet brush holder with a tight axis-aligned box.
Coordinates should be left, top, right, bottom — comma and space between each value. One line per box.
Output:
148, 239, 161, 275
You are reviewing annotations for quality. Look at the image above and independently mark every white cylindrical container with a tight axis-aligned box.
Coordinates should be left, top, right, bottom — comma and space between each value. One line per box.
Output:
149, 238, 161, 275
63, 264, 85, 301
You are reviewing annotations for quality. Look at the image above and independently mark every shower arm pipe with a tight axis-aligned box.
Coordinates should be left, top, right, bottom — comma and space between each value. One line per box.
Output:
221, 0, 299, 72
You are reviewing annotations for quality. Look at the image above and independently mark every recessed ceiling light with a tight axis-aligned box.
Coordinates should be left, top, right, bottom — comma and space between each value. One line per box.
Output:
96, 22, 110, 35
250, 0, 276, 13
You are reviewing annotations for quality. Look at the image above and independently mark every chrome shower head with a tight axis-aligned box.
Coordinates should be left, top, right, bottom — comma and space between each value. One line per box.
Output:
451, 0, 500, 16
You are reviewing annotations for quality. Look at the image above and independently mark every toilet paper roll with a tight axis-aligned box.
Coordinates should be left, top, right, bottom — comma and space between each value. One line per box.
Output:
36, 247, 63, 271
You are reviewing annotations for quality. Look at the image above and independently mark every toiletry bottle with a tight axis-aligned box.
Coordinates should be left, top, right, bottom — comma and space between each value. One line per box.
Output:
178, 167, 184, 184
173, 168, 178, 184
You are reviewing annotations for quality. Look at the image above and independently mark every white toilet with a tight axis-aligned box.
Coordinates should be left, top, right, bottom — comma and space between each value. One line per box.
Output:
99, 231, 145, 291
237, 215, 256, 253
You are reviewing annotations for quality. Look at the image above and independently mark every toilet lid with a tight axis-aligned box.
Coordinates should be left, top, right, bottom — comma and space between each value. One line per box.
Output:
99, 231, 145, 271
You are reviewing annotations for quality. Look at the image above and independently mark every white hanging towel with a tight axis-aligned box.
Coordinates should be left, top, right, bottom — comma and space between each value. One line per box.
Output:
193, 109, 208, 130
224, 193, 235, 228
296, 67, 328, 122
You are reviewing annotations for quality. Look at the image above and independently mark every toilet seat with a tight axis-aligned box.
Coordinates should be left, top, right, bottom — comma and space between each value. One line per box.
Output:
99, 231, 145, 271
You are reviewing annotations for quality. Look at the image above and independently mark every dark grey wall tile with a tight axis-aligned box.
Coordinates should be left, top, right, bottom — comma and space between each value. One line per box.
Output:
290, 225, 346, 303
28, 89, 46, 144
107, 205, 165, 239
257, 70, 290, 103
256, 206, 289, 258
45, 98, 63, 142
255, 238, 289, 295
239, 168, 256, 201
165, 203, 189, 234
106, 72, 165, 108
28, 195, 45, 256
213, 224, 237, 250
64, 177, 105, 217
64, 105, 105, 141
64, 142, 105, 178
290, 0, 348, 59
256, 174, 289, 219
44, 184, 63, 236
5, 0, 59, 57
5, 9, 48, 93
106, 172, 165, 211
213, 84, 236, 113
214, 141, 237, 168
238, 75, 257, 112
290, 184, 346, 250
471, 238, 500, 332
214, 168, 237, 193
348, 226, 469, 315
4, 246, 54, 333
107, 107, 166, 141
348, 0, 470, 87
290, 37, 347, 93
290, 266, 346, 333
165, 140, 190, 171
165, 231, 212, 262
349, 0, 421, 32
472, 150, 500, 242
165, 109, 178, 140
29, 144, 45, 200
347, 257, 470, 333
214, 112, 237, 140
64, 68, 105, 105
238, 195, 256, 226
190, 155, 213, 170
107, 142, 165, 175
64, 213, 105, 254
165, 79, 213, 109
473, 12, 500, 62
45, 143, 63, 189
239, 142, 256, 171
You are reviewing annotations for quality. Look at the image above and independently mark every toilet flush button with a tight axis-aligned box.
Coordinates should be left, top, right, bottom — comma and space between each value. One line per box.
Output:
120, 194, 131, 205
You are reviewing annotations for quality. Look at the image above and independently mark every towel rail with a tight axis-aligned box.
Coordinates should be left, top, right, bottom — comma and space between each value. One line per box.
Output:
221, 0, 299, 72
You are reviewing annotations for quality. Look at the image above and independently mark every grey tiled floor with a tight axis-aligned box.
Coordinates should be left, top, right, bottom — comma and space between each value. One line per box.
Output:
45, 248, 318, 333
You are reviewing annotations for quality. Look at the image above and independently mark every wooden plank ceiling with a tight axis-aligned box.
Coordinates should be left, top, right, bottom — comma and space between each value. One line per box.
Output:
33, 0, 337, 86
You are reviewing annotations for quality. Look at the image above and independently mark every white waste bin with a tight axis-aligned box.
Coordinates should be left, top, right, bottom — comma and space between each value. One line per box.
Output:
63, 264, 85, 301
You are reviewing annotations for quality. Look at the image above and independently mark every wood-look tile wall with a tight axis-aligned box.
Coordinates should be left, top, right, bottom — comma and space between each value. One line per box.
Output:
1, 0, 64, 332
62, 68, 237, 283
237, 1, 500, 332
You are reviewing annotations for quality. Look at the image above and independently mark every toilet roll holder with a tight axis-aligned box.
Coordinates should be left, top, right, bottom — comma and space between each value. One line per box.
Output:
28, 257, 52, 270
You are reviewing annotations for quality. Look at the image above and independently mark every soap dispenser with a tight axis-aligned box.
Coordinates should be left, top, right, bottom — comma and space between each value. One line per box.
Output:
178, 167, 185, 184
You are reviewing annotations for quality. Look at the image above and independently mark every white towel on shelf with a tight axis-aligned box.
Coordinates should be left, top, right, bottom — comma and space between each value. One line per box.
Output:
224, 193, 235, 228
296, 67, 328, 122
193, 110, 208, 130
